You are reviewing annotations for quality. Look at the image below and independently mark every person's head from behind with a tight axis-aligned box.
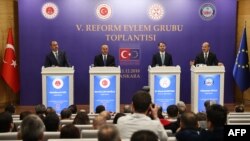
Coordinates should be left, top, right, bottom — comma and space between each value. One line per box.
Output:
180, 112, 198, 129
93, 115, 107, 129
123, 104, 132, 113
204, 100, 216, 111
21, 114, 45, 141
157, 106, 164, 119
177, 101, 186, 114
46, 107, 56, 116
50, 40, 59, 52
100, 111, 111, 120
202, 42, 210, 53
44, 112, 60, 131
206, 104, 227, 130
0, 112, 13, 132
167, 104, 179, 118
35, 104, 46, 115
73, 111, 90, 125
60, 124, 80, 138
60, 108, 72, 119
98, 124, 121, 141
113, 113, 126, 124
131, 130, 158, 141
68, 104, 77, 114
158, 42, 166, 53
101, 44, 109, 55
132, 90, 152, 113
96, 105, 106, 113
4, 104, 16, 114
235, 104, 244, 112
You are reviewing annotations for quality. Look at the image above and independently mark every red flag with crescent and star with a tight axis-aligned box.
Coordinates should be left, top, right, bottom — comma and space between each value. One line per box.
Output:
1, 28, 20, 93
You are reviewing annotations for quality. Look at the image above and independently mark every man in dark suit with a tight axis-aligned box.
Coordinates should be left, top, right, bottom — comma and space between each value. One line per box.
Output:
94, 44, 115, 67
151, 42, 173, 67
44, 41, 70, 67
194, 42, 219, 66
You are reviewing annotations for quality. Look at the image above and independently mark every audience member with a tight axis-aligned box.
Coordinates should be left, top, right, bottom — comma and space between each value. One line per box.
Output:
98, 124, 121, 141
204, 100, 216, 112
35, 104, 46, 115
117, 90, 168, 141
93, 115, 107, 129
68, 104, 78, 114
200, 104, 228, 141
100, 111, 111, 120
44, 112, 60, 131
164, 104, 179, 133
113, 113, 126, 124
123, 104, 132, 113
175, 112, 200, 141
73, 111, 90, 125
96, 105, 106, 114
60, 124, 80, 138
46, 107, 56, 116
0, 111, 14, 132
20, 114, 45, 141
235, 104, 244, 112
4, 104, 16, 114
60, 108, 72, 120
196, 112, 207, 129
157, 107, 171, 128
177, 101, 187, 115
131, 130, 158, 141
20, 111, 32, 120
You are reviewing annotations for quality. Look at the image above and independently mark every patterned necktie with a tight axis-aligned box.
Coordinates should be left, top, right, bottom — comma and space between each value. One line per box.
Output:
103, 55, 107, 66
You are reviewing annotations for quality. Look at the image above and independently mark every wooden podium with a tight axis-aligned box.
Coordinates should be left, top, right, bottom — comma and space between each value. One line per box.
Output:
148, 66, 181, 111
89, 66, 121, 113
41, 66, 74, 114
191, 65, 225, 112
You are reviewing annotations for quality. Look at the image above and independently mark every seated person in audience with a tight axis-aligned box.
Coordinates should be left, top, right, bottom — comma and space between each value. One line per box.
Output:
100, 111, 111, 120
35, 104, 46, 115
123, 104, 132, 113
45, 107, 56, 116
0, 112, 14, 132
20, 111, 32, 120
98, 124, 121, 141
113, 113, 126, 124
60, 124, 80, 138
175, 112, 200, 141
96, 105, 106, 114
157, 106, 171, 127
73, 111, 90, 125
68, 104, 78, 114
131, 130, 158, 141
204, 100, 216, 112
235, 104, 244, 112
196, 112, 207, 129
44, 112, 60, 131
60, 108, 72, 120
177, 101, 187, 115
20, 114, 45, 141
200, 104, 228, 141
93, 115, 107, 129
117, 90, 168, 141
5, 104, 16, 114
164, 104, 179, 133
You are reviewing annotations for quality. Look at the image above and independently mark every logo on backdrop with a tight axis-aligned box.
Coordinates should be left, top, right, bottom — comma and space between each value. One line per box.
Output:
52, 78, 64, 89
204, 78, 214, 86
148, 4, 164, 21
119, 48, 140, 65
41, 2, 59, 19
199, 3, 216, 21
96, 4, 112, 20
99, 78, 111, 88
159, 77, 171, 88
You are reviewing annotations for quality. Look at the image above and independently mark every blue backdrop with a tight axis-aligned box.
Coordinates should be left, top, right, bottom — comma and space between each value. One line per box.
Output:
18, 0, 237, 105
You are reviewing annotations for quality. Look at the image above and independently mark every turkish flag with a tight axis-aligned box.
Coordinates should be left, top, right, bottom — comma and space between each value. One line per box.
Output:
1, 28, 20, 93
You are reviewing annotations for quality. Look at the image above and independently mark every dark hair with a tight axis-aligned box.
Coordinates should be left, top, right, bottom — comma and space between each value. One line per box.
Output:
131, 130, 158, 141
132, 90, 152, 113
158, 42, 166, 47
180, 112, 198, 129
96, 105, 106, 113
73, 111, 90, 125
68, 105, 77, 114
167, 105, 179, 117
60, 108, 72, 119
113, 113, 126, 124
60, 124, 80, 138
4, 104, 15, 114
235, 105, 244, 112
98, 124, 120, 141
44, 113, 59, 131
35, 104, 46, 115
206, 104, 228, 127
0, 112, 13, 132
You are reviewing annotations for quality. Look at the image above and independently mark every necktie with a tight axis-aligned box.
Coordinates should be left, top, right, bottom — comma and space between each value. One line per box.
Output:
55, 52, 59, 62
204, 53, 208, 64
103, 55, 107, 66
161, 53, 165, 65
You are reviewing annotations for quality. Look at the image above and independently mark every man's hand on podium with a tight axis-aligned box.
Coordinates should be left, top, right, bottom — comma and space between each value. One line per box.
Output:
218, 62, 223, 66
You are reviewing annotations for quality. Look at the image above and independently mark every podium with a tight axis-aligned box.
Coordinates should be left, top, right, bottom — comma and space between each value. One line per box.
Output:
89, 66, 121, 113
191, 65, 225, 112
148, 66, 181, 111
41, 66, 74, 114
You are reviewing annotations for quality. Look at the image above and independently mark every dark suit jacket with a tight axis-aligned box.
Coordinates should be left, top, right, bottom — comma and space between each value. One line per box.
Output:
151, 52, 173, 67
194, 52, 218, 66
94, 54, 115, 67
44, 51, 70, 67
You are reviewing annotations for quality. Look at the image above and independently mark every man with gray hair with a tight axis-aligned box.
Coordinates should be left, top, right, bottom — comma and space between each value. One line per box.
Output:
98, 124, 121, 141
21, 114, 45, 141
